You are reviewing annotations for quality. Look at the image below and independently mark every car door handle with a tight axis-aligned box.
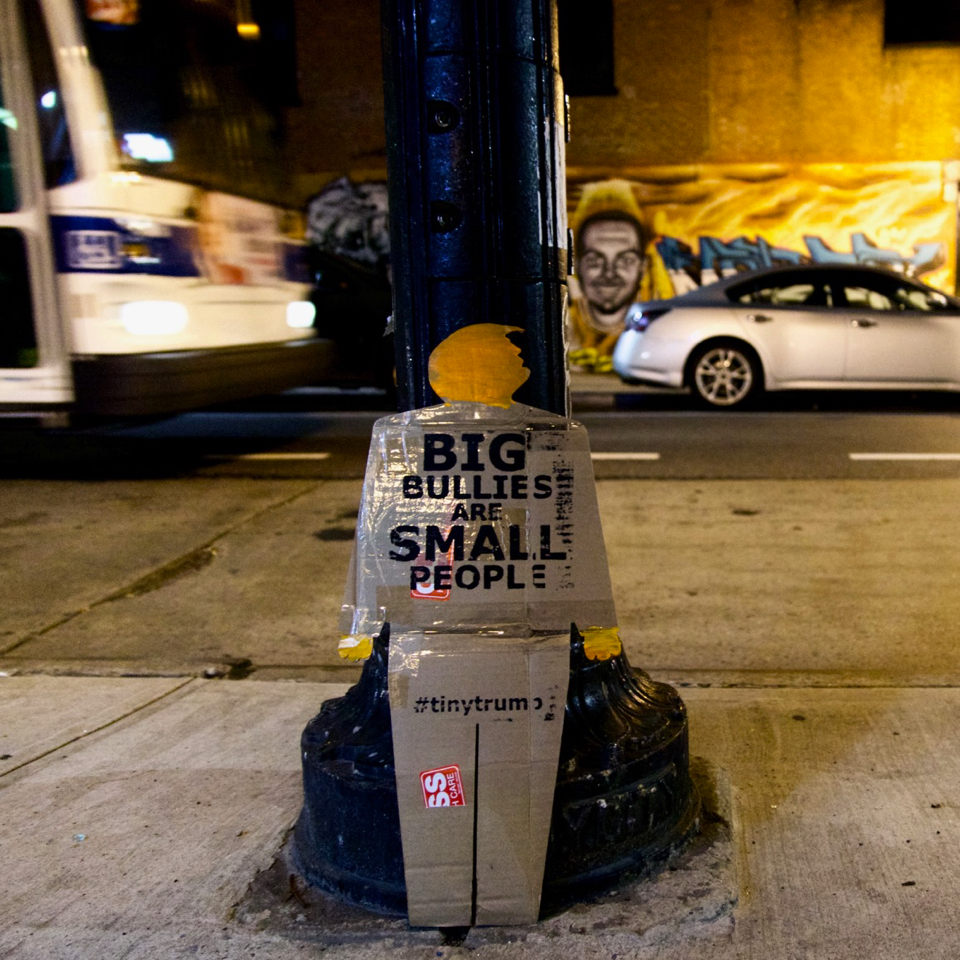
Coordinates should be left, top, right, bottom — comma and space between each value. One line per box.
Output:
746, 314, 773, 323
851, 318, 878, 328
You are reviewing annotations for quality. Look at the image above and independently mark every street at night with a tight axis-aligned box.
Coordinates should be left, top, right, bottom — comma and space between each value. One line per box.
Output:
5, 0, 960, 951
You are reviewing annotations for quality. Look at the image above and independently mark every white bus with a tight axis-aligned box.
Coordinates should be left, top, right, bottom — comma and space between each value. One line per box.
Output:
0, 0, 329, 418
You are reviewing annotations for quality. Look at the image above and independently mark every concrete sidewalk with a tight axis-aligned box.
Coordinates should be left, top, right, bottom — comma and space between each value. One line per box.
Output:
7, 478, 960, 683
2, 673, 960, 959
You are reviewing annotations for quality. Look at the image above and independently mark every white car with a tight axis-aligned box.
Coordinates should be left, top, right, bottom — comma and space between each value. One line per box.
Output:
611, 265, 960, 408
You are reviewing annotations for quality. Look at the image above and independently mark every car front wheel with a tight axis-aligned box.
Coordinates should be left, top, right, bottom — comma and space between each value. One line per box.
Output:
688, 342, 761, 408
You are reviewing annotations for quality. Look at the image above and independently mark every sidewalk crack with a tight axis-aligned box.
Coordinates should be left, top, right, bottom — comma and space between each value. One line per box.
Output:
0, 677, 197, 782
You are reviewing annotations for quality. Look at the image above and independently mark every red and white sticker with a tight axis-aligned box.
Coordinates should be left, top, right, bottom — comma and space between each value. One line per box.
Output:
420, 765, 465, 808
411, 528, 454, 601
411, 554, 452, 601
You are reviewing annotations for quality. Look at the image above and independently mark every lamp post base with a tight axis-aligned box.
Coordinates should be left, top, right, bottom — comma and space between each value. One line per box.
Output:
292, 626, 700, 920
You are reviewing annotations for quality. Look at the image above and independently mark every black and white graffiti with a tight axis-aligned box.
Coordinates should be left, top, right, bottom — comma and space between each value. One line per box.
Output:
306, 176, 390, 269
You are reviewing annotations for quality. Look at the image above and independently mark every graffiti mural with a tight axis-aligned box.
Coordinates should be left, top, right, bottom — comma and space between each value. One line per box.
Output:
568, 163, 954, 372
653, 230, 944, 294
306, 176, 390, 270
309, 164, 955, 375
304, 177, 394, 389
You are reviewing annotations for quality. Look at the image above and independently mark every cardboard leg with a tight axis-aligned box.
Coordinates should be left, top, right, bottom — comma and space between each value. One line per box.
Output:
389, 632, 569, 927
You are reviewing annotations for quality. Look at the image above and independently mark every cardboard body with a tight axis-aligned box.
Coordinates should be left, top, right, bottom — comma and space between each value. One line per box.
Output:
343, 401, 618, 925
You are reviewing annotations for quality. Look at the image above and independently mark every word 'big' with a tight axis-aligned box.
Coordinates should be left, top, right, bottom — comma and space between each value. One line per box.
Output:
423, 433, 525, 472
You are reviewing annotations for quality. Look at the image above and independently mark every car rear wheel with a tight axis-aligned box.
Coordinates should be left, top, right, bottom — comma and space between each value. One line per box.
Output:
688, 342, 761, 408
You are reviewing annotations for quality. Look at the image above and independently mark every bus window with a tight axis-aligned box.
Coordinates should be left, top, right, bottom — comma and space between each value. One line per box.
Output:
24, 0, 76, 187
0, 72, 16, 211
0, 59, 36, 367
79, 0, 294, 205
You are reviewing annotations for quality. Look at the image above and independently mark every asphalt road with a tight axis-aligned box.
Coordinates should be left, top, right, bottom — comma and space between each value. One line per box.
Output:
4, 384, 959, 481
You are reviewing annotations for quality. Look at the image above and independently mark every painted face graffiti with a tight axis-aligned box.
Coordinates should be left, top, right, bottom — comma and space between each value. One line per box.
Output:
577, 218, 644, 332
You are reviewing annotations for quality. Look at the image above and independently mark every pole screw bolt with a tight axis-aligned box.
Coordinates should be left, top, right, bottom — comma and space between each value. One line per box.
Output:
427, 99, 460, 132
430, 201, 463, 233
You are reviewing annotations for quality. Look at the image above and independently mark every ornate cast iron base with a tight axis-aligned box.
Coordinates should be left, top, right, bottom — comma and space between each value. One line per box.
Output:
293, 625, 700, 919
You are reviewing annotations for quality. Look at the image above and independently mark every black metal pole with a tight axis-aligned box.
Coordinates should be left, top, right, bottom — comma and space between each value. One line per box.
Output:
382, 0, 570, 414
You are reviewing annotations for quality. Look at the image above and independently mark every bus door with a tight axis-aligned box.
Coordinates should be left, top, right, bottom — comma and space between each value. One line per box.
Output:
0, 0, 71, 408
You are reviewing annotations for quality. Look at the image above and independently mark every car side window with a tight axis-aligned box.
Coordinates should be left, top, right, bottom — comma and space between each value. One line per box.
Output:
890, 285, 953, 312
843, 285, 894, 311
736, 282, 827, 307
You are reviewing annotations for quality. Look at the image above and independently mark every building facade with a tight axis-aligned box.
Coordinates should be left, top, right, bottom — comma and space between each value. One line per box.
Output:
291, 0, 960, 366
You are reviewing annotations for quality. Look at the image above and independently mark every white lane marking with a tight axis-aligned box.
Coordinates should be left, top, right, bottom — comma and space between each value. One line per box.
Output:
223, 452, 332, 461
590, 452, 661, 461
850, 453, 960, 461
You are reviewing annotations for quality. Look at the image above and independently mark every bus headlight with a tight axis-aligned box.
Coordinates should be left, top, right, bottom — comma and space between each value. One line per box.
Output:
120, 300, 189, 336
286, 301, 316, 329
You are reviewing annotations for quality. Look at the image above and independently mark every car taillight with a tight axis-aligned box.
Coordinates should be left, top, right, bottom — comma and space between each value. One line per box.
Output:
625, 306, 670, 332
